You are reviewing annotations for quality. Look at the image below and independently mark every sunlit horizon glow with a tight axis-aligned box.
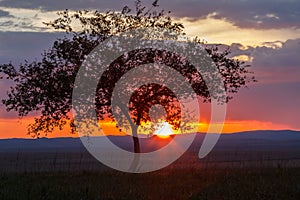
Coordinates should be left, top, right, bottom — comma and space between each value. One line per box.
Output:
0, 117, 298, 139
154, 122, 175, 139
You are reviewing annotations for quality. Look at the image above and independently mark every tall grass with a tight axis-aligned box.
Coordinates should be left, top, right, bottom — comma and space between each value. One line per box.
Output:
0, 167, 299, 199
0, 150, 299, 199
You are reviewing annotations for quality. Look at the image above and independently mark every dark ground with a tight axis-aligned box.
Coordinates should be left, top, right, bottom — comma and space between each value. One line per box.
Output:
0, 166, 299, 200
0, 131, 299, 199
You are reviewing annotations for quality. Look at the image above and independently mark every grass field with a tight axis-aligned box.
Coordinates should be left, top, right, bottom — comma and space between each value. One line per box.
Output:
0, 166, 299, 200
0, 133, 299, 199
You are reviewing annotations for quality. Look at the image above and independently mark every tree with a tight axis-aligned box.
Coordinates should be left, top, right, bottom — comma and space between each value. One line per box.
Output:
0, 0, 256, 154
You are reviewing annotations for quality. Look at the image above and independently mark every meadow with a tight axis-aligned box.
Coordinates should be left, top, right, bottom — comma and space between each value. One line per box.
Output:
0, 165, 299, 199
0, 149, 299, 200
0, 132, 299, 199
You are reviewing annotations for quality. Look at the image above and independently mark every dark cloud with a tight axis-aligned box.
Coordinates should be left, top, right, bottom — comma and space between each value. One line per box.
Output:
225, 38, 300, 85
0, 0, 299, 29
253, 39, 300, 68
160, 0, 300, 29
0, 9, 13, 18
228, 38, 300, 68
0, 0, 133, 12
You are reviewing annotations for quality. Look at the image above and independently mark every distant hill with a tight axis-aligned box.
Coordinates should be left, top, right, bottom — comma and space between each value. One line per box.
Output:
0, 130, 299, 153
0, 130, 299, 173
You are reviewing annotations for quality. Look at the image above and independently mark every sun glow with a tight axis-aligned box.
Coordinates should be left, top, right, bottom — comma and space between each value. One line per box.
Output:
154, 122, 175, 139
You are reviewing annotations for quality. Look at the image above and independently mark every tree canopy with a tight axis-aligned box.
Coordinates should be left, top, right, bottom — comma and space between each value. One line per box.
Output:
0, 0, 256, 151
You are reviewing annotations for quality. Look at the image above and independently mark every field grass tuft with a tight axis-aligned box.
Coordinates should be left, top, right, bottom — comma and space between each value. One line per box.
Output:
0, 167, 299, 200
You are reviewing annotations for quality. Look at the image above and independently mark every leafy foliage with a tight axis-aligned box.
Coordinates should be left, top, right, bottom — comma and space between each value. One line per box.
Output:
0, 0, 256, 140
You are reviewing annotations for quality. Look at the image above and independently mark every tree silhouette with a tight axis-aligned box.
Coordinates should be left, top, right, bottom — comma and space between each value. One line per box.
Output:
0, 0, 256, 154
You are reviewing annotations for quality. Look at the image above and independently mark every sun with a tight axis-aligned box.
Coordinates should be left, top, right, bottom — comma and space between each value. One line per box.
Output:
154, 122, 174, 139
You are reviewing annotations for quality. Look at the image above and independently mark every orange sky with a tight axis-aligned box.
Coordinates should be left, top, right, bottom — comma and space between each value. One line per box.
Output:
0, 117, 295, 139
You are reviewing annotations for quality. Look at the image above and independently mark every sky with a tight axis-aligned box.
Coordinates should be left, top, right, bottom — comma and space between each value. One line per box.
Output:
0, 0, 299, 138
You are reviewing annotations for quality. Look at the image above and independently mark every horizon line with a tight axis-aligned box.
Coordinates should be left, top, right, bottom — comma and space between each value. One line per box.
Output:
1, 129, 299, 140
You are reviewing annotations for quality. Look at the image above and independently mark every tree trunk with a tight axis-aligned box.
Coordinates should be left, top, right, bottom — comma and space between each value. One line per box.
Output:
129, 125, 140, 172
132, 125, 141, 153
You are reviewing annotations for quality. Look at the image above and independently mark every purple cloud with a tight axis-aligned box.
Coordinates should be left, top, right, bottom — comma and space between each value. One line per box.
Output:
0, 0, 299, 29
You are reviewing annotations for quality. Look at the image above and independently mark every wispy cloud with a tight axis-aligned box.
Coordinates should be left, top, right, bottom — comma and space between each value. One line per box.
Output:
177, 16, 300, 46
0, 7, 58, 32
0, 0, 299, 30
224, 39, 300, 83
158, 0, 300, 29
